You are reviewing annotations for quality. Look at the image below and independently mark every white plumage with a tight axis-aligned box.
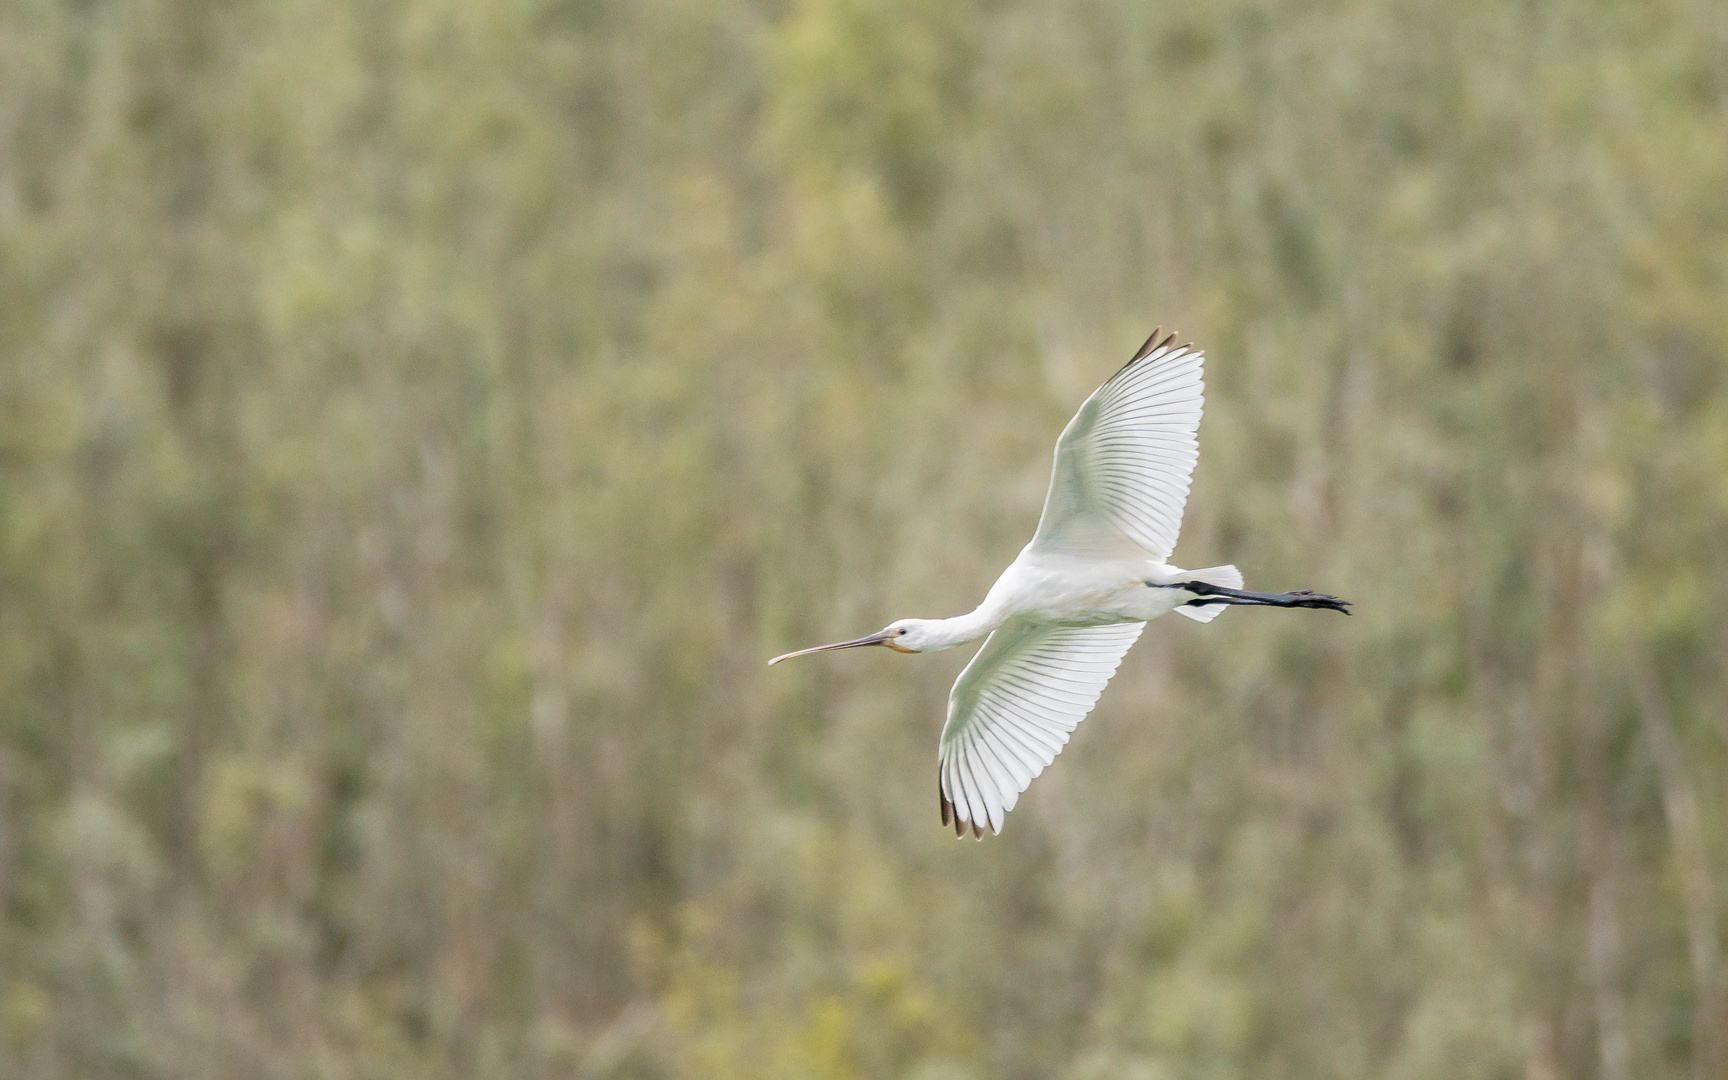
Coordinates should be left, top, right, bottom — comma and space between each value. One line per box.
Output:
1031, 338, 1204, 562
940, 620, 1144, 836
770, 330, 1349, 838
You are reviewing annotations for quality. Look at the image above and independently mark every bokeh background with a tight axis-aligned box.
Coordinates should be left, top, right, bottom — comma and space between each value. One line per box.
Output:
3, 0, 1728, 1077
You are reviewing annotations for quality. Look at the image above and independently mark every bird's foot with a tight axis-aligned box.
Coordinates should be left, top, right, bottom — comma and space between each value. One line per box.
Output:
1283, 590, 1352, 614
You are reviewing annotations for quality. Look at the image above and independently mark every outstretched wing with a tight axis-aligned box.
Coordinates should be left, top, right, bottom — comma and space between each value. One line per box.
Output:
1030, 330, 1204, 561
938, 618, 1145, 837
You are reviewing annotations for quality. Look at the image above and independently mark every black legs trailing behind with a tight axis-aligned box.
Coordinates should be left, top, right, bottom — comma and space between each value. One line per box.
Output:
1155, 580, 1352, 615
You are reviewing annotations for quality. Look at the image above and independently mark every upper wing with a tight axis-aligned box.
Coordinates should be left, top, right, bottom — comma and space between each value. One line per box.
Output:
938, 618, 1145, 837
1030, 330, 1204, 561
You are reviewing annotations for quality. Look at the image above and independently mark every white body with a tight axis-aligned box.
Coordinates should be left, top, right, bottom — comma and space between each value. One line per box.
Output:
900, 548, 1237, 657
963, 550, 1208, 630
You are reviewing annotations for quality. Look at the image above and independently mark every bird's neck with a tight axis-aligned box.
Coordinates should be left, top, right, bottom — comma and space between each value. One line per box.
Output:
919, 605, 1004, 652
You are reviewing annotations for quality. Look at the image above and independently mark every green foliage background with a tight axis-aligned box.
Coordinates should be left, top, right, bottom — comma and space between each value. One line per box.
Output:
2, 0, 1727, 1076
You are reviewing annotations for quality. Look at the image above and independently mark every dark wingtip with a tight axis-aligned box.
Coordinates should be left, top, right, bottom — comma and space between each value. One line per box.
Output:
971, 819, 985, 840
1108, 327, 1186, 385
1129, 328, 1179, 363
1129, 326, 1163, 363
939, 768, 952, 828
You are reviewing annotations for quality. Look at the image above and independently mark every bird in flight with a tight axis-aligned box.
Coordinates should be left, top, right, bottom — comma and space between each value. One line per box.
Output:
769, 330, 1349, 838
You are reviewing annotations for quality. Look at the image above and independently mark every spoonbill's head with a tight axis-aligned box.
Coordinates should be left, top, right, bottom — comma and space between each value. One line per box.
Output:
768, 618, 940, 666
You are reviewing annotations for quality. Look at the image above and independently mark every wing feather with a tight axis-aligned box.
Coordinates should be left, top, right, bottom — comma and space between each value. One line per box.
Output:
937, 619, 1145, 836
1030, 337, 1205, 560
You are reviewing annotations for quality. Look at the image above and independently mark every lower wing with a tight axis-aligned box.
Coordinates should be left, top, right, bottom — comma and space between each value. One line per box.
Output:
938, 618, 1145, 837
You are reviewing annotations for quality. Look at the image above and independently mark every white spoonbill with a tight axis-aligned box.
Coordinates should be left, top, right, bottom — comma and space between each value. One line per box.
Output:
769, 329, 1349, 838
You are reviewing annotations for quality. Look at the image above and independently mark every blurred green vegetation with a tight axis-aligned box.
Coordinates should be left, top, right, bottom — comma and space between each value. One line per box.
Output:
2, 0, 1727, 1076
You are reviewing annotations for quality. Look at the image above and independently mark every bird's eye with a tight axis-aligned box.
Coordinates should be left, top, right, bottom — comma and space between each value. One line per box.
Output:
897, 628, 908, 635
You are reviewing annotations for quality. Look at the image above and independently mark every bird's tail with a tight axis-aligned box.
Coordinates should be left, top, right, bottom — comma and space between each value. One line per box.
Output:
1173, 564, 1243, 623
